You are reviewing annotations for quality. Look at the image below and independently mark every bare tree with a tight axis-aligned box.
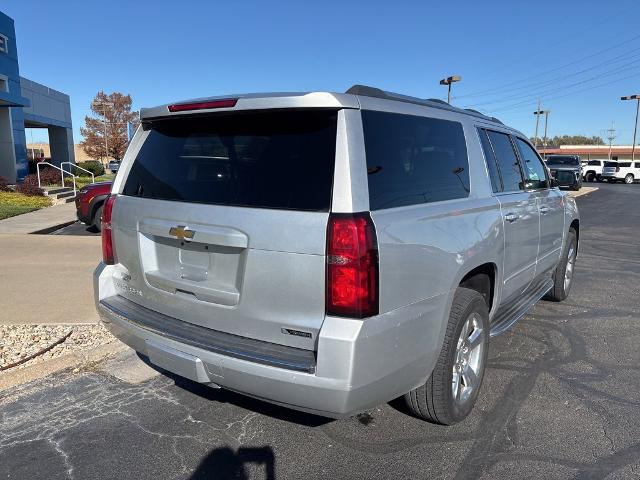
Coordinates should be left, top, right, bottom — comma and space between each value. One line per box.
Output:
80, 91, 139, 161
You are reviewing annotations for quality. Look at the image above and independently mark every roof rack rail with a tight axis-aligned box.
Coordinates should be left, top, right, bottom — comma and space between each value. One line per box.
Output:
345, 84, 502, 125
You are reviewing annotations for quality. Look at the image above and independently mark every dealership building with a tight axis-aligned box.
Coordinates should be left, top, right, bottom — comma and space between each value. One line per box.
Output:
0, 10, 74, 182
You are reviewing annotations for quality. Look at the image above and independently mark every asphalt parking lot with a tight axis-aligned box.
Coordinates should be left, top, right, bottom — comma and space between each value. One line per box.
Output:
1, 183, 639, 480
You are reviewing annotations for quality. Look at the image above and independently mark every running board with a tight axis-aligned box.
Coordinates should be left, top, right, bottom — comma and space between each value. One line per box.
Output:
490, 277, 554, 337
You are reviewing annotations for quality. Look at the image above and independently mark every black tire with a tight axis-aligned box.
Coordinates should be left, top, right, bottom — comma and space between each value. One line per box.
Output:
92, 205, 104, 232
404, 288, 489, 425
596, 175, 602, 183
544, 228, 577, 302
585, 172, 595, 182
625, 174, 634, 184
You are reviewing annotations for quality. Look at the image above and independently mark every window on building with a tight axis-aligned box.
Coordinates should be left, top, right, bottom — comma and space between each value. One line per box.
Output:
0, 34, 7, 54
486, 130, 524, 192
362, 110, 470, 210
0, 78, 7, 92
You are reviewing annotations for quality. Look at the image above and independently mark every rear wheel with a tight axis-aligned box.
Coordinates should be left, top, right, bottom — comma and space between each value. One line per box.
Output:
404, 288, 489, 425
625, 174, 634, 184
92, 205, 103, 232
545, 228, 577, 302
585, 172, 595, 182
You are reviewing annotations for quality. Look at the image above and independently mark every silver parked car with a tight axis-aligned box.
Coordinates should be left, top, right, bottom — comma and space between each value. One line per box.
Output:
94, 86, 579, 425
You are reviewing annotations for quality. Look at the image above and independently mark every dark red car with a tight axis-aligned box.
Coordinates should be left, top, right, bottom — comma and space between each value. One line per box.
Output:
75, 181, 112, 231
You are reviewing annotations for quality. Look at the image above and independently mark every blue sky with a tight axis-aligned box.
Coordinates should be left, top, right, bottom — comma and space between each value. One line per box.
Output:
5, 0, 640, 144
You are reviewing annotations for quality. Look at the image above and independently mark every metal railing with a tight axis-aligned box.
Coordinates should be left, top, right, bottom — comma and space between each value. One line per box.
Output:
36, 162, 77, 196
61, 161, 95, 185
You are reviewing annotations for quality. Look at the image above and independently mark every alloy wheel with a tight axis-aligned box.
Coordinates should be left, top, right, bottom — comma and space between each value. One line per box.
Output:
451, 313, 485, 406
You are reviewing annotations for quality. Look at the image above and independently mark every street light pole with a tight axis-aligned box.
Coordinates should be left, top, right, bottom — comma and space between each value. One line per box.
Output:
439, 75, 461, 104
621, 94, 640, 162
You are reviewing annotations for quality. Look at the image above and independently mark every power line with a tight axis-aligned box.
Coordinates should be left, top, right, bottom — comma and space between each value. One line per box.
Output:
487, 71, 640, 114
457, 33, 640, 99
464, 61, 640, 108
459, 46, 640, 101
459, 3, 636, 87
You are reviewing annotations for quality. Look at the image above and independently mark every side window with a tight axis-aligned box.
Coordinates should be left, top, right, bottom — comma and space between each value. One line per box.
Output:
486, 130, 524, 192
515, 137, 549, 189
362, 110, 470, 210
635, 162, 640, 169
477, 128, 502, 192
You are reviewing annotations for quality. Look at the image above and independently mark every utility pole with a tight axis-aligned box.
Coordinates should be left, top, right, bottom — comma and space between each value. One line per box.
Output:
439, 75, 461, 104
533, 99, 543, 149
540, 110, 551, 159
607, 121, 616, 161
621, 94, 640, 162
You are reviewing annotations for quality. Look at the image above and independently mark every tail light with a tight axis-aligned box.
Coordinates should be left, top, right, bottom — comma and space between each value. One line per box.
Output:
326, 213, 379, 318
101, 195, 116, 265
616, 166, 620, 172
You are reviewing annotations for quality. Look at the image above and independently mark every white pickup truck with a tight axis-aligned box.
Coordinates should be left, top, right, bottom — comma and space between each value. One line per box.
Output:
581, 159, 606, 182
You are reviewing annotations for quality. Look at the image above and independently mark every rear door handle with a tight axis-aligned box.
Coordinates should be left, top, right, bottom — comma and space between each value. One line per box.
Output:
539, 206, 550, 215
504, 213, 519, 223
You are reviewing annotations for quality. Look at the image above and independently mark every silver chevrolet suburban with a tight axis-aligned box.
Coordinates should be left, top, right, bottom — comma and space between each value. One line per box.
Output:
94, 85, 579, 425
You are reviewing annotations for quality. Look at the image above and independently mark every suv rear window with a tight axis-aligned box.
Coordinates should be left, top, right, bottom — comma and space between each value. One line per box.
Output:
123, 110, 338, 211
546, 156, 580, 166
362, 111, 469, 210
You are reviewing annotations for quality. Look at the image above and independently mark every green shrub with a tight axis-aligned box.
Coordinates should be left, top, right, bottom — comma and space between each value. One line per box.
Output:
15, 175, 46, 197
75, 161, 105, 177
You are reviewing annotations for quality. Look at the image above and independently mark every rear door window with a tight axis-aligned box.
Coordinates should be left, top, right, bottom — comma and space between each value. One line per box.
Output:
515, 137, 549, 189
588, 160, 601, 166
362, 110, 470, 210
619, 162, 632, 168
122, 110, 338, 211
486, 130, 524, 192
478, 128, 502, 193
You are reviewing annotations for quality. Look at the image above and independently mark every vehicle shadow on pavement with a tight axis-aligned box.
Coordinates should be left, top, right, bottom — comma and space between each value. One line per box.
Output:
189, 446, 275, 480
137, 353, 332, 428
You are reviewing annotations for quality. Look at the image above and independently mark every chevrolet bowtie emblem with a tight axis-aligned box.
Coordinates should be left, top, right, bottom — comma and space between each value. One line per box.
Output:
169, 225, 195, 240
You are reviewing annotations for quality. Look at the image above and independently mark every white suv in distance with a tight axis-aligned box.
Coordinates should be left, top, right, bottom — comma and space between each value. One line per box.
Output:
581, 159, 605, 182
601, 160, 640, 184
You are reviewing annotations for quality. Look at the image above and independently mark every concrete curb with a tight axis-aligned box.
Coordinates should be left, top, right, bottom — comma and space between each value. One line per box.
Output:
0, 341, 127, 392
568, 187, 598, 198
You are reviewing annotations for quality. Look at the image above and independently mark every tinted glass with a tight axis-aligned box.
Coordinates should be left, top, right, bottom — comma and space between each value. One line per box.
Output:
123, 110, 337, 211
604, 161, 618, 167
635, 163, 640, 168
619, 162, 631, 167
547, 156, 580, 166
478, 129, 502, 192
515, 138, 548, 189
486, 131, 523, 192
587, 160, 601, 166
362, 111, 469, 209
